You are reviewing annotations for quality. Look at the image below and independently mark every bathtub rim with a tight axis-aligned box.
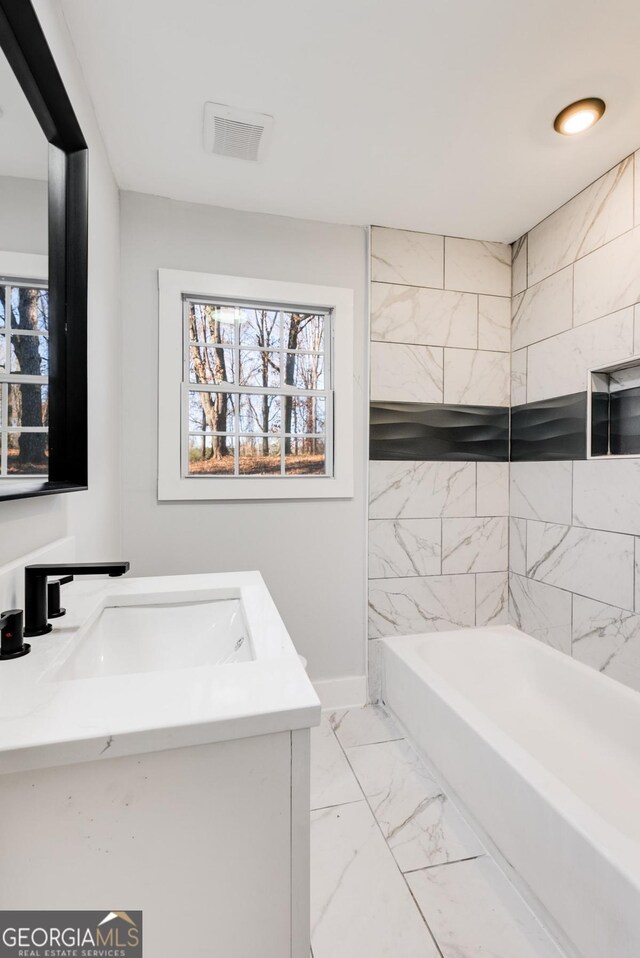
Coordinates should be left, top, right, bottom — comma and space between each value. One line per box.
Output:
381, 624, 640, 894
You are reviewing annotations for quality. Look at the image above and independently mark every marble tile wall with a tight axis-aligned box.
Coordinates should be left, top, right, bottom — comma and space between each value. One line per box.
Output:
508, 149, 640, 693
368, 227, 511, 644
369, 154, 640, 695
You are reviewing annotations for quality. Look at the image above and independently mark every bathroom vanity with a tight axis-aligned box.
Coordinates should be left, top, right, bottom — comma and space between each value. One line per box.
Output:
0, 554, 320, 958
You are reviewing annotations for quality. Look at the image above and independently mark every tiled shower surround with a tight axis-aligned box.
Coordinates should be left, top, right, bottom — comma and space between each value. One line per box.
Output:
368, 149, 640, 694
368, 229, 512, 661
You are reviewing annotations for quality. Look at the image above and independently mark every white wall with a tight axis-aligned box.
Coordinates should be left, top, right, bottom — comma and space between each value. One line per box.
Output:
119, 192, 367, 684
0, 176, 47, 254
0, 1, 122, 566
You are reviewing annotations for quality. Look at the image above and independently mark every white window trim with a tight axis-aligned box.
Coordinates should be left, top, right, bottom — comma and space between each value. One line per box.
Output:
158, 269, 355, 500
0, 251, 48, 284
0, 251, 48, 480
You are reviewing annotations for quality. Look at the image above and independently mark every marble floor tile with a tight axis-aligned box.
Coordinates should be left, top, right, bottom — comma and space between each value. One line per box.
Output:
311, 801, 440, 958
310, 717, 363, 810
328, 705, 402, 748
407, 856, 563, 958
346, 738, 485, 873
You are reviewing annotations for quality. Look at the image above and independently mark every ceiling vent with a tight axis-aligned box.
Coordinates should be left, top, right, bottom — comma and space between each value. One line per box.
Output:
203, 102, 274, 162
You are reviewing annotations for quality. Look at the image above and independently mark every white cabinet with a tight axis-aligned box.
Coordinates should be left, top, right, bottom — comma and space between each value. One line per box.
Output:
0, 729, 311, 958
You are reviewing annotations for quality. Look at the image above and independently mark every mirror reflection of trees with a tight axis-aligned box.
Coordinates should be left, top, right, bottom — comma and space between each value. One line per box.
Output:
0, 284, 49, 477
186, 302, 328, 476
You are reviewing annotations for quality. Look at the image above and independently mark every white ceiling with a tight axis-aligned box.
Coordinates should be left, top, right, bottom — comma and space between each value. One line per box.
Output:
0, 47, 48, 181
59, 0, 640, 242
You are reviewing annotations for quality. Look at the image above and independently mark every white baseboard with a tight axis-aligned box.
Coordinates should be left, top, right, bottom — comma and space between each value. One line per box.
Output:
312, 675, 367, 711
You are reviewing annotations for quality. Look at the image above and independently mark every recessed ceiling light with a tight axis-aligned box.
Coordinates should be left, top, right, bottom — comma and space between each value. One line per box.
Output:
553, 97, 606, 136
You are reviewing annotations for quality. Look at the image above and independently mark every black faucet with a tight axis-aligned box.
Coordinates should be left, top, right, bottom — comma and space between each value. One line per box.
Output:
0, 609, 30, 660
24, 562, 130, 637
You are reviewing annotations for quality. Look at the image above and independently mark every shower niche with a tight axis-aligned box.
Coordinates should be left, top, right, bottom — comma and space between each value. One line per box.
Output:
588, 356, 640, 458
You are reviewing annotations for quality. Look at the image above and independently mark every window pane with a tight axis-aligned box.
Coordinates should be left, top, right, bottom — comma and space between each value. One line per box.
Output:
283, 351, 324, 389
189, 345, 235, 384
239, 393, 281, 433
282, 311, 325, 352
10, 333, 48, 376
188, 302, 236, 345
8, 384, 48, 427
238, 437, 281, 475
238, 308, 281, 349
0, 291, 5, 328
239, 350, 280, 387
285, 396, 325, 435
188, 390, 236, 432
188, 435, 235, 475
0, 332, 5, 370
7, 432, 48, 475
285, 438, 326, 475
11, 287, 48, 333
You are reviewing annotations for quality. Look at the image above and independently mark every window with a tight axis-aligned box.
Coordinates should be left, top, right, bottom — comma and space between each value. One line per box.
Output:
0, 273, 49, 479
185, 298, 332, 478
158, 270, 354, 500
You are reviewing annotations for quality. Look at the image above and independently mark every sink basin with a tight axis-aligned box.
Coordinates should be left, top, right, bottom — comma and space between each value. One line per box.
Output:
54, 595, 253, 680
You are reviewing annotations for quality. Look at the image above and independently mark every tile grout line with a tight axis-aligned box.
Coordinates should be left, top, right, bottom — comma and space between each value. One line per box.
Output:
401, 853, 485, 877
510, 568, 637, 616
511, 299, 636, 353
310, 796, 366, 813
327, 715, 446, 958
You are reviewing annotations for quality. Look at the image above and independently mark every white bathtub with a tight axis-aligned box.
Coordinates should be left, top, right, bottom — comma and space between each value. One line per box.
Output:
380, 625, 640, 958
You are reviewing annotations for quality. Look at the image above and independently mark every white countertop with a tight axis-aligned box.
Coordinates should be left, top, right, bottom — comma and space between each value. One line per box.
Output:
0, 571, 321, 774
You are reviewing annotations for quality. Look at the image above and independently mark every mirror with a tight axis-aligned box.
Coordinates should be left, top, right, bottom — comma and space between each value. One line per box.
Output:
0, 39, 49, 481
0, 0, 88, 501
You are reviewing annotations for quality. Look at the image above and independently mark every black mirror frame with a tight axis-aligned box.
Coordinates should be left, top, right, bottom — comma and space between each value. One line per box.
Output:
0, 0, 88, 502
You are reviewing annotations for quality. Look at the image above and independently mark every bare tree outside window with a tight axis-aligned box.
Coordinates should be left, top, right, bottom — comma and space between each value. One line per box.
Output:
184, 298, 331, 478
0, 281, 49, 478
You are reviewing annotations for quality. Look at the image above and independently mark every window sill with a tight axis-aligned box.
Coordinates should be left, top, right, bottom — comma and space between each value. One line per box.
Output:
158, 473, 353, 501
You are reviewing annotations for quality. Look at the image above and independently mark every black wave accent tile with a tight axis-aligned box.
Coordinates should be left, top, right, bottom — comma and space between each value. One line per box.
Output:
511, 392, 587, 461
369, 402, 509, 461
609, 385, 640, 455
